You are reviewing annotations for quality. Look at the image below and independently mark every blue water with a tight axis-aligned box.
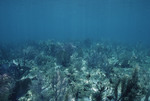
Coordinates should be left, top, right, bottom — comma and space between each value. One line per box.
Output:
0, 0, 150, 44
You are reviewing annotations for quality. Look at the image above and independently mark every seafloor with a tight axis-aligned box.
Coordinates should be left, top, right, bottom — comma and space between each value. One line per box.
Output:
0, 40, 150, 101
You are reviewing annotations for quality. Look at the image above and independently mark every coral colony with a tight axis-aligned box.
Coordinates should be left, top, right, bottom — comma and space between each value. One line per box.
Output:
0, 40, 150, 101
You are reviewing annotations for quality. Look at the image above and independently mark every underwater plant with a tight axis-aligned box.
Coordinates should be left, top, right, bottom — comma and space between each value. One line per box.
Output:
55, 43, 75, 67
23, 46, 39, 60
92, 82, 106, 101
30, 71, 47, 101
34, 53, 50, 66
112, 68, 145, 101
87, 52, 101, 68
30, 69, 68, 101
10, 78, 31, 101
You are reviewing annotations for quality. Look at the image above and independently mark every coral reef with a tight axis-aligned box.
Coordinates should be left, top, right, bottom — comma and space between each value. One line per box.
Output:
0, 40, 150, 101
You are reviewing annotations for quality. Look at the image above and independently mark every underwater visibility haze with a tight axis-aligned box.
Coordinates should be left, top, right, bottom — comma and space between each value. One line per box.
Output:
1, 0, 150, 101
0, 0, 150, 44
